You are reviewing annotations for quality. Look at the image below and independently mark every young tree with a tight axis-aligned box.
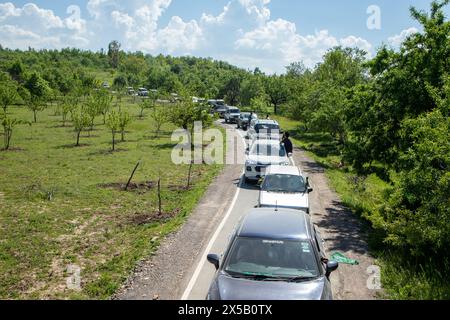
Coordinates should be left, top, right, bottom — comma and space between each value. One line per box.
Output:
0, 79, 18, 116
149, 107, 168, 137
118, 111, 132, 142
95, 90, 113, 124
61, 95, 79, 127
138, 98, 154, 119
25, 95, 47, 123
0, 116, 25, 150
106, 110, 120, 151
71, 109, 90, 147
83, 96, 100, 133
20, 72, 51, 123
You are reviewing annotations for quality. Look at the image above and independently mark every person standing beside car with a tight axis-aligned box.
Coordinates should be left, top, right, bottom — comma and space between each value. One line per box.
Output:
282, 132, 293, 157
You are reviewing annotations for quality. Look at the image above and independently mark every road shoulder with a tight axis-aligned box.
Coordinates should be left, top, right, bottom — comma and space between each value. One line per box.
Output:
293, 147, 382, 300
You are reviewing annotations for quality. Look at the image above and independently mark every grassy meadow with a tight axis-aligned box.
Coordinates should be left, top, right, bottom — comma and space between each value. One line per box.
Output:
0, 98, 223, 299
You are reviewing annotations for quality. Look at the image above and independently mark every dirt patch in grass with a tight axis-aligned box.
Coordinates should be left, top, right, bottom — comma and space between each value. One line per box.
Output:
129, 208, 181, 225
0, 147, 25, 152
99, 181, 155, 192
167, 185, 191, 192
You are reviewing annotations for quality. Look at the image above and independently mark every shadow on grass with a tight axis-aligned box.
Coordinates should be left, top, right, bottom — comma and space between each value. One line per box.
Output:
87, 148, 129, 156
55, 143, 90, 149
153, 143, 177, 150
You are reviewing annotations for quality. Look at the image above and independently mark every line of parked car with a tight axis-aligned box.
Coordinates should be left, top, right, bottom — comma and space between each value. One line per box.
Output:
204, 108, 339, 300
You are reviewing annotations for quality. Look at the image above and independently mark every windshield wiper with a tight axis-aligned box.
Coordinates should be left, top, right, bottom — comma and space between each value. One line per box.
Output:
227, 272, 285, 281
286, 276, 317, 283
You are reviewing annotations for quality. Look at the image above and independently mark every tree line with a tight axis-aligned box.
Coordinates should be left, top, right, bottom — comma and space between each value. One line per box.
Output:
0, 0, 448, 264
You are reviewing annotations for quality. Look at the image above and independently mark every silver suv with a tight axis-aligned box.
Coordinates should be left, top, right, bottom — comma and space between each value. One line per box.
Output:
224, 106, 240, 124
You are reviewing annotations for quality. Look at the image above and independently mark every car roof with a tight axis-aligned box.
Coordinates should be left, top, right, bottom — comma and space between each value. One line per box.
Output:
237, 208, 311, 241
251, 139, 282, 146
265, 165, 300, 176
255, 120, 279, 125
227, 106, 239, 110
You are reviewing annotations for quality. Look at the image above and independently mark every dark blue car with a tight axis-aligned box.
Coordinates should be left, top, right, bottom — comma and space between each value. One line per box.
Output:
206, 208, 338, 300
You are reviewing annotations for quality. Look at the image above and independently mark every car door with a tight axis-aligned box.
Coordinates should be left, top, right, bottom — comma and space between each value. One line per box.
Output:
312, 225, 327, 273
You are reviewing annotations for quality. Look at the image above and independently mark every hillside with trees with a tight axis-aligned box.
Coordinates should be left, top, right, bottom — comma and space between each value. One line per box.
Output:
0, 0, 448, 299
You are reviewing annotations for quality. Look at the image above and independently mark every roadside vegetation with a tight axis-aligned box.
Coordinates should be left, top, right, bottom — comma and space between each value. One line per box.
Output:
0, 0, 448, 300
273, 1, 449, 300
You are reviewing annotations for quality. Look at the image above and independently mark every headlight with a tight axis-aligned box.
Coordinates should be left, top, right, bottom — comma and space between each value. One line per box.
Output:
280, 161, 290, 166
246, 159, 257, 165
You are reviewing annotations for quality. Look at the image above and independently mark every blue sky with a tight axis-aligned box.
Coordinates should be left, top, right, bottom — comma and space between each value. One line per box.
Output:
1, 1, 448, 73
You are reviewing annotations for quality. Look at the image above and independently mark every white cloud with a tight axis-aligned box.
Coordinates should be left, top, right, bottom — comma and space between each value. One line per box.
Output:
156, 16, 203, 54
235, 19, 372, 70
340, 35, 373, 55
388, 27, 419, 47
0, 0, 375, 73
0, 2, 89, 50
238, 0, 271, 24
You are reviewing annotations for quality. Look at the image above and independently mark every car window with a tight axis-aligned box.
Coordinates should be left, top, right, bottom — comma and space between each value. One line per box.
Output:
250, 143, 286, 157
262, 174, 307, 193
224, 237, 319, 278
255, 124, 280, 133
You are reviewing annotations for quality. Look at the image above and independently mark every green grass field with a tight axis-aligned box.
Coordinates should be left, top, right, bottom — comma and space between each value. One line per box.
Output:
274, 115, 450, 300
0, 99, 223, 299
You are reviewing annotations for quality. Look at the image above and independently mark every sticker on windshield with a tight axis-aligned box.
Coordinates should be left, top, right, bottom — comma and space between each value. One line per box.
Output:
262, 240, 284, 244
301, 242, 311, 253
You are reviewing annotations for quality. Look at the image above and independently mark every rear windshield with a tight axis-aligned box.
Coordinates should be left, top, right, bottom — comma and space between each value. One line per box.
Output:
255, 123, 280, 133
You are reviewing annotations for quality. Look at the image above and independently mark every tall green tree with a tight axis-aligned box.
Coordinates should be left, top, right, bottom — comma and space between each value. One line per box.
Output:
265, 75, 289, 115
108, 40, 121, 69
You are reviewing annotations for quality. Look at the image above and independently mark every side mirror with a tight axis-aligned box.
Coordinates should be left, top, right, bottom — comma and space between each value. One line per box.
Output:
207, 254, 220, 270
308, 187, 314, 193
325, 261, 339, 277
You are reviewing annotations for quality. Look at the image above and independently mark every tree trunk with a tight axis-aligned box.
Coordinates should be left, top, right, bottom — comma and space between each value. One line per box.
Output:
157, 177, 162, 215
33, 110, 37, 123
187, 160, 193, 189
121, 130, 125, 142
112, 130, 115, 151
125, 161, 141, 191
76, 131, 81, 146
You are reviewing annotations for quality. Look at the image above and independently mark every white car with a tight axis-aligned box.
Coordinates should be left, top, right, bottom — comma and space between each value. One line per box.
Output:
244, 140, 290, 182
247, 120, 281, 141
258, 165, 313, 213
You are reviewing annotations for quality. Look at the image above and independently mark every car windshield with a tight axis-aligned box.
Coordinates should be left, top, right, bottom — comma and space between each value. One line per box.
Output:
262, 174, 307, 193
229, 109, 240, 114
250, 143, 286, 157
255, 124, 280, 133
224, 237, 319, 278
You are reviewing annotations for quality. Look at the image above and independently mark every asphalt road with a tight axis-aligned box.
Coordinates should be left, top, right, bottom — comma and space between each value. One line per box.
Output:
182, 121, 296, 300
